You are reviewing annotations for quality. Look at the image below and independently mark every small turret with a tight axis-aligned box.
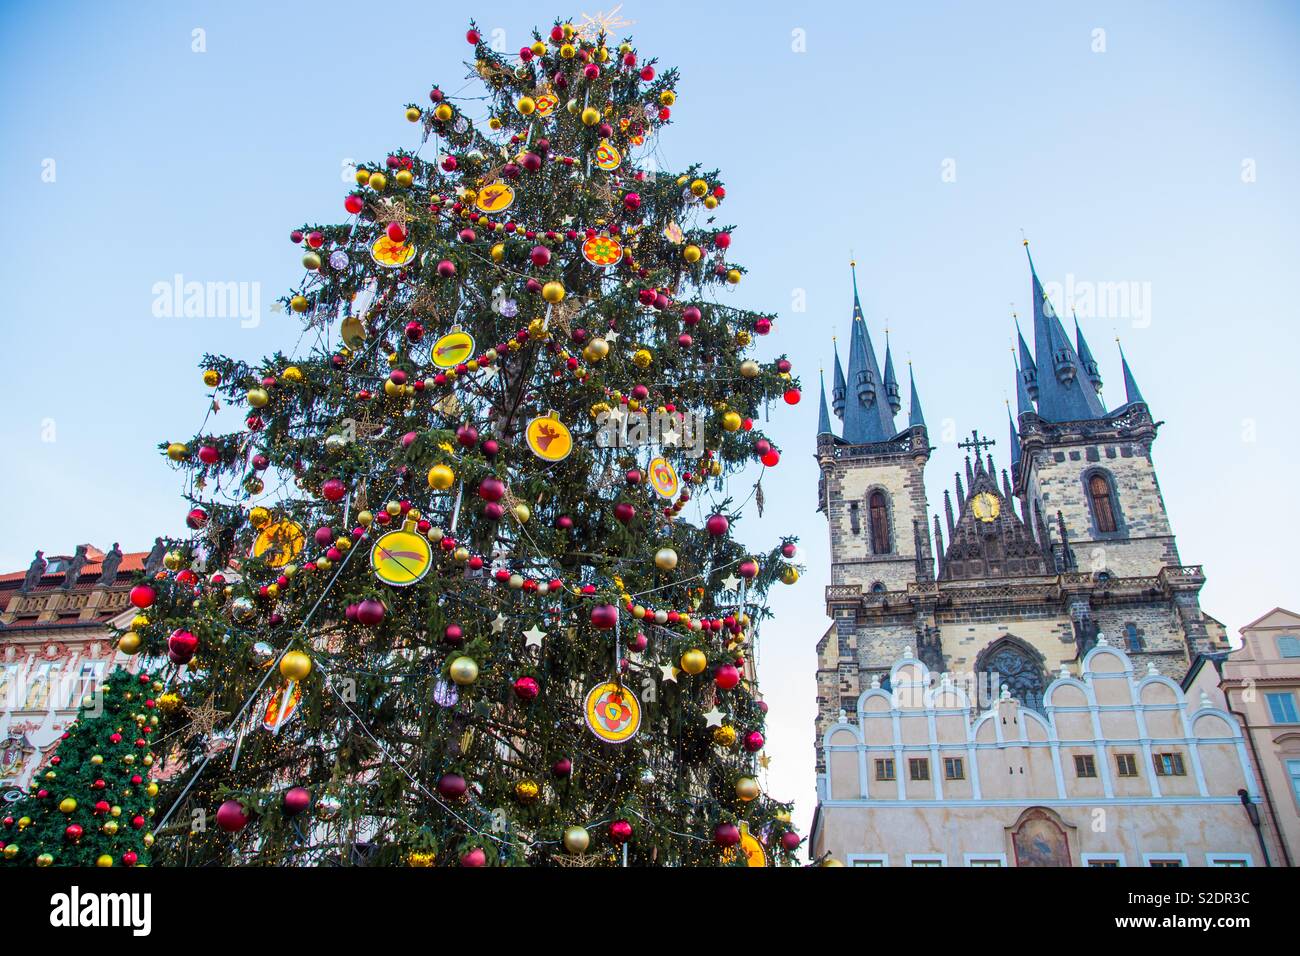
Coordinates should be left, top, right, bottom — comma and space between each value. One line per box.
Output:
1074, 314, 1103, 394
883, 334, 901, 416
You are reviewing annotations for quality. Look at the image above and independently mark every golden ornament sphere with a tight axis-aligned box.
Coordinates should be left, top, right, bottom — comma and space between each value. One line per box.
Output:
166, 442, 188, 461
163, 550, 183, 571
290, 295, 309, 313
408, 850, 435, 867
820, 857, 845, 867
90, 754, 103, 765
584, 338, 610, 361
282, 365, 303, 383
735, 776, 760, 802
560, 42, 576, 59
302, 251, 322, 270
491, 242, 505, 263
726, 269, 742, 285
249, 505, 272, 528
368, 172, 388, 191
740, 360, 760, 378
541, 281, 566, 303
146, 782, 158, 797
517, 96, 537, 115
713, 724, 737, 747
449, 656, 479, 685
143, 833, 155, 847
562, 825, 590, 854
279, 650, 312, 682
202, 369, 221, 387
654, 547, 678, 571
580, 106, 601, 126
434, 104, 453, 122
405, 106, 421, 122
102, 820, 119, 835
247, 387, 270, 408
396, 169, 413, 188
453, 547, 469, 563
117, 632, 142, 655
662, 90, 678, 107
3, 844, 19, 860
357, 510, 374, 527
512, 503, 531, 523
683, 244, 702, 263
59, 798, 77, 814
427, 464, 455, 491
680, 649, 707, 676
704, 195, 719, 209
37, 852, 53, 866
355, 168, 371, 185
515, 779, 540, 803
95, 854, 113, 867
689, 178, 708, 196
632, 348, 652, 369
158, 692, 182, 715
780, 565, 800, 585
722, 411, 742, 432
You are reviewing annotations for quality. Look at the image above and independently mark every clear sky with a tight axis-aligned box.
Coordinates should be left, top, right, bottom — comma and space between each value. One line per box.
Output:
2, 1, 1298, 840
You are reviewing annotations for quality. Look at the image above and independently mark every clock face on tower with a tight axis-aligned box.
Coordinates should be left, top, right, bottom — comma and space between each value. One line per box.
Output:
972, 492, 1001, 523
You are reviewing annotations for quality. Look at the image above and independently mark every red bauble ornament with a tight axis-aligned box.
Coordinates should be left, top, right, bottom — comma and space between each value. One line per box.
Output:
739, 560, 759, 580
456, 424, 479, 448
356, 599, 386, 626
706, 514, 729, 537
552, 758, 572, 777
129, 585, 156, 609
714, 822, 741, 847
437, 773, 468, 800
761, 450, 781, 467
783, 389, 801, 405
460, 848, 487, 867
743, 731, 765, 753
608, 819, 633, 843
65, 824, 84, 842
283, 787, 311, 815
386, 222, 406, 243
321, 478, 347, 502
513, 676, 540, 701
613, 502, 636, 524
590, 604, 619, 630
443, 624, 464, 645
780, 831, 801, 852
477, 477, 506, 502
344, 194, 364, 214
122, 850, 139, 866
216, 800, 250, 833
682, 306, 701, 326
529, 245, 551, 267
186, 507, 208, 530
782, 543, 797, 559
167, 629, 198, 663
714, 664, 741, 690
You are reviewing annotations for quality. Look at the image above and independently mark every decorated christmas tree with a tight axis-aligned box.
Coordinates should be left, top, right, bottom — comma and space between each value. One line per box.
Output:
0, 667, 160, 867
130, 15, 803, 866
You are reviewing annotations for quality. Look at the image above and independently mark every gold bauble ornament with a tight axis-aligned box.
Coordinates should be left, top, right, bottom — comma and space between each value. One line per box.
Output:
434, 104, 453, 122
512, 503, 531, 523
583, 338, 610, 362
517, 96, 537, 115
689, 178, 708, 196
683, 244, 702, 263
726, 269, 742, 285
247, 387, 270, 408
163, 550, 183, 571
37, 852, 53, 867
202, 369, 221, 387
491, 242, 505, 263
740, 360, 760, 378
662, 90, 678, 106
780, 565, 800, 585
713, 724, 737, 747
735, 776, 760, 802
542, 281, 566, 303
680, 649, 707, 676
654, 547, 678, 571
90, 754, 103, 765
405, 106, 421, 122
249, 505, 271, 528
396, 169, 413, 188
368, 172, 388, 191
408, 850, 435, 867
580, 106, 601, 126
820, 857, 845, 867
722, 411, 742, 432
166, 442, 188, 461
279, 650, 312, 682
4, 844, 19, 860
290, 295, 309, 313
282, 365, 303, 383
562, 826, 590, 854
449, 656, 479, 685
632, 348, 652, 369
427, 464, 456, 491
59, 798, 77, 814
102, 820, 119, 835
515, 779, 540, 803
158, 692, 182, 714
117, 632, 142, 655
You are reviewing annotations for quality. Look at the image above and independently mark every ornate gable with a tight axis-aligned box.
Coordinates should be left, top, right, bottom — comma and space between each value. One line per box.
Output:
941, 464, 1047, 581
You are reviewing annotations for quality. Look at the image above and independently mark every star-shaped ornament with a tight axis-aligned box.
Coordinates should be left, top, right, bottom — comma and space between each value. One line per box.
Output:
759, 754, 772, 770
703, 706, 725, 728
659, 663, 678, 683
183, 694, 230, 744
523, 625, 548, 649
661, 427, 680, 446
721, 574, 740, 592
604, 329, 620, 343
490, 613, 508, 635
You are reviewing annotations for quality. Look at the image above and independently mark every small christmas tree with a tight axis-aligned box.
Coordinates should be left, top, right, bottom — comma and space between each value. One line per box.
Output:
132, 15, 804, 866
0, 667, 159, 867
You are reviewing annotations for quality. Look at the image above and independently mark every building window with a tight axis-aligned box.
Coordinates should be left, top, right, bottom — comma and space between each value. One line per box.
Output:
1278, 636, 1300, 658
1266, 692, 1299, 724
907, 855, 945, 867
1153, 752, 1186, 776
908, 758, 929, 781
1147, 857, 1185, 867
966, 857, 1003, 867
868, 491, 890, 554
1074, 754, 1097, 778
977, 637, 1046, 713
943, 757, 964, 780
875, 758, 895, 781
1287, 760, 1300, 804
1207, 854, 1251, 867
848, 854, 887, 866
1089, 859, 1120, 867
849, 501, 860, 535
1124, 623, 1143, 653
1116, 753, 1139, 777
1087, 472, 1118, 534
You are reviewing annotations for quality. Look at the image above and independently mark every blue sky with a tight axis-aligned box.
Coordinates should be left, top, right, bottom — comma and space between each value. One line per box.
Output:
2, 1, 1298, 837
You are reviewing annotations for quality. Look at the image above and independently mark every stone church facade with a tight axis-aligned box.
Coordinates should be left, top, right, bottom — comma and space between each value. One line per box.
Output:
809, 250, 1248, 864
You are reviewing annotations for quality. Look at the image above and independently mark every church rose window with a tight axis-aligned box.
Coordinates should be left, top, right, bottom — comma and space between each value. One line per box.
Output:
1088, 473, 1118, 533
980, 641, 1046, 713
869, 491, 890, 553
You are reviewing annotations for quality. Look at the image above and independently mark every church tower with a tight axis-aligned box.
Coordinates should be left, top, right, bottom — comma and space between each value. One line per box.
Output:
813, 249, 1227, 772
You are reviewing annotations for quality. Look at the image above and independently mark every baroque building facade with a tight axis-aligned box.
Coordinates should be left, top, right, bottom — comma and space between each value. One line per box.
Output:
809, 249, 1247, 864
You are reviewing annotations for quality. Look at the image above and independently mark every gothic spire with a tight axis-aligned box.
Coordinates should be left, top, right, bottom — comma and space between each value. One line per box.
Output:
841, 261, 898, 443
1013, 355, 1036, 417
1024, 241, 1107, 421
907, 363, 926, 428
1115, 341, 1145, 409
1015, 317, 1038, 401
817, 369, 834, 435
1007, 400, 1022, 467
883, 333, 901, 416
831, 338, 846, 419
1074, 313, 1103, 395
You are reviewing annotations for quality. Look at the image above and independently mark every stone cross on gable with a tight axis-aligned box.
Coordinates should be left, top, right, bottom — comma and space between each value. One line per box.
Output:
956, 430, 995, 456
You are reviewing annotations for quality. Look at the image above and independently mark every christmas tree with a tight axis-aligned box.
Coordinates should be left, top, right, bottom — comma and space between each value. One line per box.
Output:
131, 16, 803, 866
0, 667, 160, 867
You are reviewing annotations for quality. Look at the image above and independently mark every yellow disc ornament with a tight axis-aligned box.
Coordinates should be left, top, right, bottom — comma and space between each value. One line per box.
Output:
430, 328, 476, 369
535, 93, 559, 117
371, 528, 433, 587
474, 182, 515, 214
582, 234, 623, 268
370, 234, 416, 269
251, 520, 305, 569
584, 682, 641, 744
525, 413, 573, 463
648, 457, 679, 499
595, 140, 621, 171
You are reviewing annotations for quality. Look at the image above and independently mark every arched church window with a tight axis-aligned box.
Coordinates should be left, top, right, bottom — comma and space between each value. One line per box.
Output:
979, 640, 1046, 713
870, 582, 887, 594
868, 491, 890, 554
1088, 473, 1118, 534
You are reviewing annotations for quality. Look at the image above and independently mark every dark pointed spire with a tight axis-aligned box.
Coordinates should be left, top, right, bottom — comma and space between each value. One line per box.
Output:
1074, 313, 1103, 394
943, 489, 955, 536
831, 339, 846, 419
1014, 355, 1036, 417
1024, 241, 1106, 421
955, 471, 965, 504
933, 514, 945, 578
841, 260, 897, 443
907, 363, 926, 428
817, 369, 833, 435
1118, 341, 1146, 407
1015, 317, 1038, 401
883, 332, 901, 416
1007, 400, 1022, 467
1001, 468, 1014, 503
